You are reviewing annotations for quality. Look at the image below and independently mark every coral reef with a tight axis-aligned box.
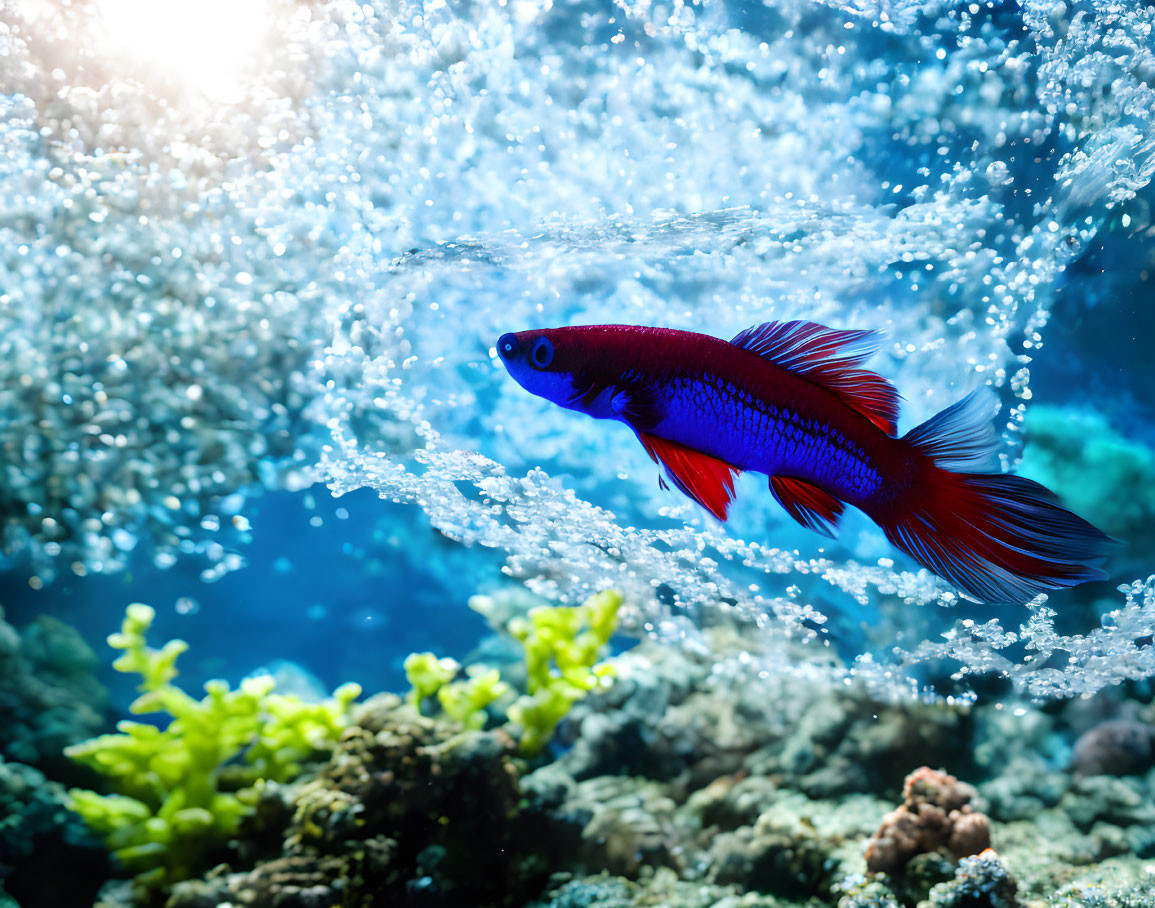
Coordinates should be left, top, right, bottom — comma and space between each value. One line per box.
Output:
547, 626, 970, 795
528, 869, 796, 907
0, 606, 107, 776
165, 694, 556, 908
406, 590, 623, 753
66, 604, 360, 888
1048, 857, 1155, 907
2, 590, 1150, 908
1070, 720, 1154, 779
864, 767, 991, 875
124, 627, 1155, 908
0, 610, 110, 908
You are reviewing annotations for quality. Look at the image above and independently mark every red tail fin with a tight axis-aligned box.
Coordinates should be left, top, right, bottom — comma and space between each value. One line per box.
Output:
874, 390, 1115, 603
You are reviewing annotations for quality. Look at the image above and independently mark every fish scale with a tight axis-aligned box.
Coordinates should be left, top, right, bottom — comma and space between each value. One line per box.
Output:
667, 373, 881, 500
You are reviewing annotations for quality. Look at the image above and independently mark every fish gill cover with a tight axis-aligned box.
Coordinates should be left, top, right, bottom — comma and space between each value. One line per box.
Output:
0, 0, 1153, 698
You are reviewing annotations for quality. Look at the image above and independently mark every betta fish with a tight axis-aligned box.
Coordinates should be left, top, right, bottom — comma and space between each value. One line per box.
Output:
496, 321, 1114, 604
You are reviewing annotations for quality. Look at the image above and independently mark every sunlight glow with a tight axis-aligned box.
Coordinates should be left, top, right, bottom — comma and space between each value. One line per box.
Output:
96, 0, 270, 103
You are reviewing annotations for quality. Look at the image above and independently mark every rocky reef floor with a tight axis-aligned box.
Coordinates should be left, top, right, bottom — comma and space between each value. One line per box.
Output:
5, 603, 1155, 908
151, 637, 1155, 908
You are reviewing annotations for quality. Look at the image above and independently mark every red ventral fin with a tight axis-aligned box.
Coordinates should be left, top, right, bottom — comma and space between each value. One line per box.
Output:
769, 476, 845, 539
638, 432, 741, 521
730, 320, 900, 435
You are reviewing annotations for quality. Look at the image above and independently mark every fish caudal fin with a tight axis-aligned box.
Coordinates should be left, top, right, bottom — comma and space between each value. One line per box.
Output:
875, 391, 1116, 603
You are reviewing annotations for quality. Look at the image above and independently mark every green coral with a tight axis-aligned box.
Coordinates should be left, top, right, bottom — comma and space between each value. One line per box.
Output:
406, 590, 623, 754
404, 653, 511, 731
510, 590, 623, 753
507, 687, 581, 756
404, 651, 461, 708
512, 589, 621, 693
65, 603, 360, 886
438, 666, 511, 731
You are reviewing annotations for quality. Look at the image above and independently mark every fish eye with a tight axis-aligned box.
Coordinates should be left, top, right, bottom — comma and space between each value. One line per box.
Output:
531, 336, 554, 368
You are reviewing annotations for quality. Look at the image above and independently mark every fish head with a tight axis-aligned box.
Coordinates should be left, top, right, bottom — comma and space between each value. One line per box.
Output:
496, 328, 584, 409
497, 325, 654, 425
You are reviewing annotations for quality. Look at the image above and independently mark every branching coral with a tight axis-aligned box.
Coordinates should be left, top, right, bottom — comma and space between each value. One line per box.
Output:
404, 652, 512, 731
404, 652, 512, 730
65, 604, 360, 886
437, 666, 512, 731
508, 589, 622, 754
404, 651, 461, 709
404, 590, 623, 753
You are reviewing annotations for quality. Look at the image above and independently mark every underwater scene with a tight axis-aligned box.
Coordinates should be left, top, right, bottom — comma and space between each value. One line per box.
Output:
3, 0, 1155, 906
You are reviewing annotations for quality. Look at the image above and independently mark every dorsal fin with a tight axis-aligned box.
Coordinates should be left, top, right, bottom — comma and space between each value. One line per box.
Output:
638, 432, 741, 521
730, 320, 900, 435
769, 476, 845, 538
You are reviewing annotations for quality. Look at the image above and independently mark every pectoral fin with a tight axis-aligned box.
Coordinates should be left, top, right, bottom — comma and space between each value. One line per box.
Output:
638, 432, 741, 521
769, 476, 845, 538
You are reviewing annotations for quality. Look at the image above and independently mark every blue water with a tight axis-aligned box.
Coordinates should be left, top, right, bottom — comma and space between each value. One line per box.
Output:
1, 0, 1154, 707
2, 489, 504, 704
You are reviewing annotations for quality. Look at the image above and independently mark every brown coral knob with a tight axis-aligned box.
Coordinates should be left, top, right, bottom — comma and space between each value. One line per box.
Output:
864, 766, 991, 875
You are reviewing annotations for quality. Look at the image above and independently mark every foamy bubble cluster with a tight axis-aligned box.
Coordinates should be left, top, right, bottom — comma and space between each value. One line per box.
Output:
1, 0, 1152, 695
317, 0, 1155, 698
0, 1, 412, 581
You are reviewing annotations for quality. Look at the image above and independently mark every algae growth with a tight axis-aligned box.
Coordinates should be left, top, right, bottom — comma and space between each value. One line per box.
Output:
65, 605, 360, 887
